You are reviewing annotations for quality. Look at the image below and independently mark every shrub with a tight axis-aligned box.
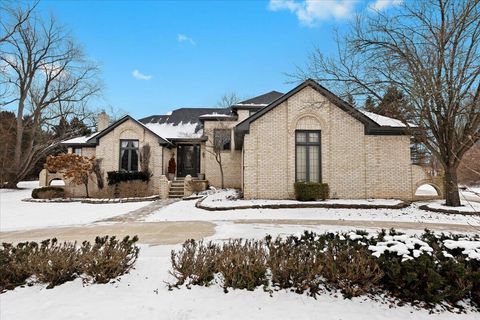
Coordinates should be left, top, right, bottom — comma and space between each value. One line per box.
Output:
266, 234, 325, 297
294, 182, 329, 201
106, 171, 150, 185
170, 239, 219, 288
0, 235, 140, 292
31, 186, 65, 199
30, 239, 80, 289
216, 239, 268, 291
322, 241, 383, 298
0, 242, 35, 291
79, 235, 139, 284
169, 230, 480, 310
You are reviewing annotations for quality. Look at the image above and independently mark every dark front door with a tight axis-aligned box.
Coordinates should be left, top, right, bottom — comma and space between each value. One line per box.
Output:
177, 144, 200, 177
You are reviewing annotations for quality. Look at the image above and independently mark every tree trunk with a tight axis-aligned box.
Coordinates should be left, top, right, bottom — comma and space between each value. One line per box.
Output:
444, 164, 461, 207
219, 163, 224, 189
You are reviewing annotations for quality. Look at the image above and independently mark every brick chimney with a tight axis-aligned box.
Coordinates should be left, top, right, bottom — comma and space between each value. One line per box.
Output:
97, 111, 109, 132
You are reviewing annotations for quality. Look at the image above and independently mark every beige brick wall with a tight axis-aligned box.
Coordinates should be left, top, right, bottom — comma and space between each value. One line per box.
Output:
203, 120, 242, 188
243, 86, 422, 200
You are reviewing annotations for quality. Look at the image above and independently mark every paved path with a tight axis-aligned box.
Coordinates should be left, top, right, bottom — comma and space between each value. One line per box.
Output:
0, 221, 215, 245
98, 199, 178, 223
234, 219, 480, 233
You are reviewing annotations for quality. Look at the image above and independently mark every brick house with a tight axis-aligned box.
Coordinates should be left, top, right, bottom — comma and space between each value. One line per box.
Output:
44, 79, 438, 200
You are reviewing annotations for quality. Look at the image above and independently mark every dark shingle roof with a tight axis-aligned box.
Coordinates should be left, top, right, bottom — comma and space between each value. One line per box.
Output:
139, 108, 233, 125
233, 91, 284, 107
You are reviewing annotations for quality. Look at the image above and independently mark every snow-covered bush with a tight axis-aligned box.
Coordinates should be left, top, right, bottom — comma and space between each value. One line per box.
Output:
169, 230, 480, 310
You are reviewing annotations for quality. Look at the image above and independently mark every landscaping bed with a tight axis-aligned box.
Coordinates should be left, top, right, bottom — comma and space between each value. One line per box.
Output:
196, 189, 410, 211
419, 200, 480, 216
169, 229, 480, 311
22, 195, 160, 204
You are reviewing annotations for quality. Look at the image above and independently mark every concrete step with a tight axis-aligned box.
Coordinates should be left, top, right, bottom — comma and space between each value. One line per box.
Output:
168, 195, 184, 198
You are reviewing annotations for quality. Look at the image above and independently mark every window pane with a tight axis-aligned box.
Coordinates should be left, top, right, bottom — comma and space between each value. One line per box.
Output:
308, 132, 319, 143
132, 141, 139, 148
130, 149, 138, 171
73, 148, 82, 155
296, 132, 306, 143
309, 146, 320, 182
120, 149, 129, 171
121, 141, 129, 148
214, 129, 231, 151
296, 146, 307, 181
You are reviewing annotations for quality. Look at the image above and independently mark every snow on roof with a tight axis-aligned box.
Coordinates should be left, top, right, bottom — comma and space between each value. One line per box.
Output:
62, 132, 99, 144
143, 121, 202, 139
199, 113, 234, 118
359, 110, 407, 127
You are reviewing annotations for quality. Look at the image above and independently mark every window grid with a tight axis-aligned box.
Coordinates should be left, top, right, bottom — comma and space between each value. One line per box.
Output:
295, 130, 321, 182
119, 139, 139, 172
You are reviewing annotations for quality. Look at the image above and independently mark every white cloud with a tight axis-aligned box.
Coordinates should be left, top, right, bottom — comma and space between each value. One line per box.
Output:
368, 0, 402, 11
132, 69, 152, 81
268, 0, 358, 26
177, 34, 196, 45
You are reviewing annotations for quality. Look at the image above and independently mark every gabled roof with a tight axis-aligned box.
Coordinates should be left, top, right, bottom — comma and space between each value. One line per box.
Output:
62, 115, 171, 147
235, 79, 408, 136
232, 91, 284, 109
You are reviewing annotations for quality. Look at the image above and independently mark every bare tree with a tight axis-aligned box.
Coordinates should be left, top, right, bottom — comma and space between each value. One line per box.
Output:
0, 7, 101, 188
0, 1, 37, 102
295, 0, 480, 206
204, 122, 232, 189
217, 92, 240, 108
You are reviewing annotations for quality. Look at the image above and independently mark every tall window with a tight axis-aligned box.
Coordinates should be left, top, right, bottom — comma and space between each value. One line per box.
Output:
295, 130, 321, 182
120, 140, 139, 171
214, 129, 231, 151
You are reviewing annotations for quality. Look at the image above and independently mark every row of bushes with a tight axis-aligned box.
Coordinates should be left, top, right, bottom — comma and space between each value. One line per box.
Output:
0, 236, 139, 292
169, 230, 480, 309
107, 171, 150, 185
294, 182, 329, 201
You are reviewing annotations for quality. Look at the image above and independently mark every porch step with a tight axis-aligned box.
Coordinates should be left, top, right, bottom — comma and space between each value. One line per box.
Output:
169, 180, 185, 198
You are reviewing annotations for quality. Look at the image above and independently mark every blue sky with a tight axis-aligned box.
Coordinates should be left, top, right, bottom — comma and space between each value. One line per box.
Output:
36, 0, 401, 118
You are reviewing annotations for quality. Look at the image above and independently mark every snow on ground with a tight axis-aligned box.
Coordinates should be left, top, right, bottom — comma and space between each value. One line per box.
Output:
201, 189, 403, 208
424, 200, 480, 213
0, 181, 151, 231
146, 197, 480, 227
2, 231, 479, 320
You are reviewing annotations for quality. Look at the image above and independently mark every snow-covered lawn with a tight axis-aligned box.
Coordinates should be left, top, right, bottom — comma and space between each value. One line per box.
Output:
0, 181, 151, 231
147, 193, 480, 227
200, 189, 404, 208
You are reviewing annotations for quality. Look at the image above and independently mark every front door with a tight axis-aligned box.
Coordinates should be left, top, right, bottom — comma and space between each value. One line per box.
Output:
177, 144, 200, 177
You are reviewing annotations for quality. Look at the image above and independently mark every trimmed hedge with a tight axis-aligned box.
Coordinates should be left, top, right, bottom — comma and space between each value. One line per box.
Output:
294, 182, 329, 201
107, 171, 150, 185
31, 187, 65, 199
